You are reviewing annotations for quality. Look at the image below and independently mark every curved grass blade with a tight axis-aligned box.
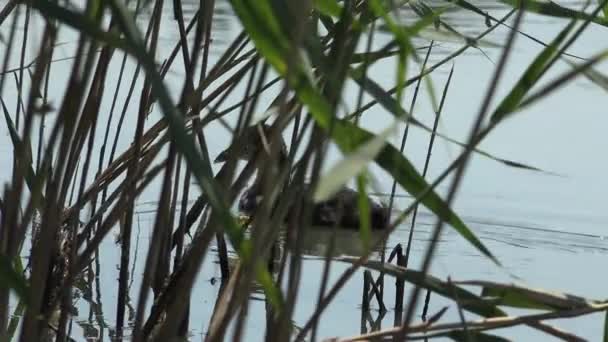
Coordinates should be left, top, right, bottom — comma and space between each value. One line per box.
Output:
491, 0, 608, 125
450, 0, 586, 61
313, 0, 342, 18
446, 331, 511, 342
500, 0, 608, 28
368, 0, 414, 102
7, 298, 25, 340
337, 256, 505, 318
335, 121, 497, 263
228, 0, 497, 264
0, 255, 28, 301
517, 50, 608, 111
490, 18, 576, 124
105, 0, 242, 247
24, 0, 130, 52
30, 0, 238, 230
104, 0, 284, 311
6, 257, 26, 339
350, 48, 401, 64
462, 280, 604, 311
565, 58, 608, 91
0, 98, 48, 210
313, 122, 396, 202
28, 0, 284, 319
349, 64, 555, 175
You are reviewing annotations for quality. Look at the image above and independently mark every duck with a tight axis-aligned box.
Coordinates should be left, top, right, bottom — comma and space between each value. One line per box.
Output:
215, 124, 389, 230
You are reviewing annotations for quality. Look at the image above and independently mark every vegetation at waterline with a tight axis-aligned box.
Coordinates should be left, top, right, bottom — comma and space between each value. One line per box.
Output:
0, 0, 606, 340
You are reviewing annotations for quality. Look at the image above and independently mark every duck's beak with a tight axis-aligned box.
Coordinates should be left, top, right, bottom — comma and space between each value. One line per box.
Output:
214, 148, 229, 163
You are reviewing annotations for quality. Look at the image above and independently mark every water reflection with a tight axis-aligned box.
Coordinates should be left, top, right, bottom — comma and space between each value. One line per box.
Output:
148, 0, 234, 52
298, 226, 386, 259
212, 225, 387, 292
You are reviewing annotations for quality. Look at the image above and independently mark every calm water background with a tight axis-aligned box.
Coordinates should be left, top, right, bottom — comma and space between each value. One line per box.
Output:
1, 0, 608, 340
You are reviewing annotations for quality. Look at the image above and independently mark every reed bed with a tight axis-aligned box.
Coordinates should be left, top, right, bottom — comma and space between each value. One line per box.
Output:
0, 0, 607, 341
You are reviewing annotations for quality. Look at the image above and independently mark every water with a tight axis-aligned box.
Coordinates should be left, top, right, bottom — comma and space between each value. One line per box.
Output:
2, 0, 608, 340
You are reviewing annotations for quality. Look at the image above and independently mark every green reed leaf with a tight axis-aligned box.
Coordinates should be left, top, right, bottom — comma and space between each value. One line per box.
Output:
313, 0, 342, 17
474, 281, 601, 311
0, 255, 28, 301
446, 331, 511, 342
313, 122, 396, 202
229, 0, 498, 264
491, 17, 576, 124
338, 257, 506, 318
500, 0, 608, 28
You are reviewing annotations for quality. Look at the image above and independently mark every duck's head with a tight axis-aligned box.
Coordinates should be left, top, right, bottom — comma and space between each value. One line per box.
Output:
214, 141, 255, 163
214, 124, 288, 164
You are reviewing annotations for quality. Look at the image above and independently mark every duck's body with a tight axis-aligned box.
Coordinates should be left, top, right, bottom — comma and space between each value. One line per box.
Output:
238, 183, 389, 229
216, 124, 390, 230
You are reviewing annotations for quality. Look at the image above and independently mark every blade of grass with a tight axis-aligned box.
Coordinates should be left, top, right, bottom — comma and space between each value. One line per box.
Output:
462, 280, 602, 311
337, 256, 505, 318
399, 5, 525, 337
229, 0, 496, 263
0, 256, 28, 301
313, 122, 396, 202
500, 0, 608, 28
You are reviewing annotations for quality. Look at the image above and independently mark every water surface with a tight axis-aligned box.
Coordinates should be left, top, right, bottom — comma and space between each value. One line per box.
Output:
2, 0, 608, 340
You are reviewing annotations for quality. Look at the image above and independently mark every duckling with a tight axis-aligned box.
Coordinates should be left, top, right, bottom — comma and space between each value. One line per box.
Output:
215, 124, 389, 230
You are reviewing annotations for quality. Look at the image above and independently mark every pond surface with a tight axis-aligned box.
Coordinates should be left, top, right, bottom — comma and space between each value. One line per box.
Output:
2, 0, 608, 340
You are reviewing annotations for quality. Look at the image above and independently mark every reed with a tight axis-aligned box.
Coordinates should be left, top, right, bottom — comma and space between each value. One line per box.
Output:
0, 0, 607, 341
